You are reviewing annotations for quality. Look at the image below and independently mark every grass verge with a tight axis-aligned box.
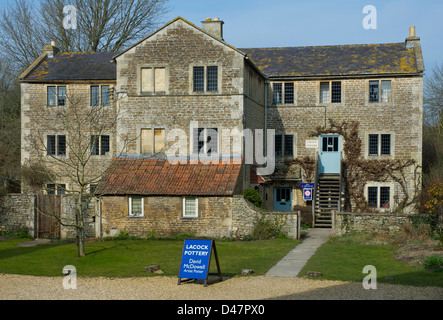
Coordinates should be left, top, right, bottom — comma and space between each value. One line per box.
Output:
0, 238, 300, 278
298, 233, 443, 288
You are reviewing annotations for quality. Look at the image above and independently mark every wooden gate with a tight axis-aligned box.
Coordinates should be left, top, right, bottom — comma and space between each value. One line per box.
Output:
35, 195, 61, 239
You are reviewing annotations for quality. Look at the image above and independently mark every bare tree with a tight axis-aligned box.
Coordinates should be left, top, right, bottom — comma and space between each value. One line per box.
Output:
24, 89, 131, 256
0, 0, 170, 72
423, 64, 443, 183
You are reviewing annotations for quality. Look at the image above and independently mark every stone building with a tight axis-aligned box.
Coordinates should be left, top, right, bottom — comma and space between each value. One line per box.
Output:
17, 17, 423, 238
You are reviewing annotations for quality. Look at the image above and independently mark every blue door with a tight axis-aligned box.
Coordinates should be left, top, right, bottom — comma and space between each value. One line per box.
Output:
319, 135, 341, 174
273, 187, 292, 211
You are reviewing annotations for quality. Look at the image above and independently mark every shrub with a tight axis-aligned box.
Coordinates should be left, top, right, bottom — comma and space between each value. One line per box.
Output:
242, 189, 264, 209
425, 179, 443, 214
423, 254, 443, 271
251, 216, 287, 240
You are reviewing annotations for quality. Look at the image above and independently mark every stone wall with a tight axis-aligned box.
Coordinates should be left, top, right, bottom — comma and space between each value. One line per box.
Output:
0, 194, 35, 236
333, 211, 412, 236
231, 195, 299, 239
99, 195, 300, 239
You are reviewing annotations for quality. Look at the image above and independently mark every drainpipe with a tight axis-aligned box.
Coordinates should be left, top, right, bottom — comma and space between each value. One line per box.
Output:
95, 197, 101, 238
264, 80, 269, 159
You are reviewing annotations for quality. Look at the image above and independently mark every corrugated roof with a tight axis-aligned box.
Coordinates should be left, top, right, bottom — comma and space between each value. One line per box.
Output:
95, 158, 242, 196
22, 52, 116, 81
240, 43, 419, 77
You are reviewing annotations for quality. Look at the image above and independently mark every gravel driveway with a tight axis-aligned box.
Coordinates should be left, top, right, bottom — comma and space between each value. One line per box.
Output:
0, 273, 442, 300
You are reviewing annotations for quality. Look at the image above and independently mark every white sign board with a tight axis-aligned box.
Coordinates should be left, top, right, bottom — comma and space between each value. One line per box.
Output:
305, 139, 318, 149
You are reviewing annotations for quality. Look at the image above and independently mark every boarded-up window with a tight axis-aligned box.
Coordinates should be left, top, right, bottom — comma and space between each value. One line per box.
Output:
154, 128, 165, 153
155, 68, 166, 91
141, 67, 166, 92
141, 68, 153, 92
141, 128, 153, 154
141, 128, 165, 154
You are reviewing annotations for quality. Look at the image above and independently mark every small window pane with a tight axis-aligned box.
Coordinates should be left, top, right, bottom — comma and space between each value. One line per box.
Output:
331, 82, 341, 103
381, 80, 391, 102
184, 198, 197, 217
154, 129, 165, 154
47, 135, 56, 155
320, 82, 329, 103
275, 135, 282, 156
130, 197, 143, 216
369, 81, 379, 102
380, 187, 390, 208
57, 184, 66, 195
57, 135, 66, 155
141, 129, 153, 154
368, 187, 378, 208
91, 135, 99, 155
47, 184, 56, 195
101, 135, 110, 155
154, 68, 166, 92
47, 86, 56, 106
369, 134, 379, 156
207, 66, 218, 92
322, 137, 328, 152
193, 128, 205, 154
284, 83, 294, 104
101, 86, 110, 106
58, 86, 66, 106
206, 128, 218, 155
141, 68, 153, 92
380, 134, 391, 155
273, 83, 282, 104
90, 86, 100, 106
193, 67, 204, 92
284, 135, 293, 156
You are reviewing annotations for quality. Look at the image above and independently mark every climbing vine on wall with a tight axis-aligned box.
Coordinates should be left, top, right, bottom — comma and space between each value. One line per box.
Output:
287, 119, 421, 213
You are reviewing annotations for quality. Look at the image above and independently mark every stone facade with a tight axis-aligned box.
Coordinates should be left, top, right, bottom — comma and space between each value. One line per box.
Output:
98, 194, 299, 239
17, 17, 424, 238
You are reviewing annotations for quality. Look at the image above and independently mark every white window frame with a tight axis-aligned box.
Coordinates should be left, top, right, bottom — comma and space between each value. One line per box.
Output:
319, 81, 342, 104
182, 197, 198, 218
129, 197, 144, 217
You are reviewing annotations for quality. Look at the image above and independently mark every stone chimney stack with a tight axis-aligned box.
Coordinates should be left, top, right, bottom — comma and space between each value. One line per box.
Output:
405, 26, 420, 48
43, 41, 60, 58
201, 18, 224, 41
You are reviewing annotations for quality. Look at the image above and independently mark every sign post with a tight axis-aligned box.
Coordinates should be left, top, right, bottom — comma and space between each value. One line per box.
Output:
178, 239, 222, 287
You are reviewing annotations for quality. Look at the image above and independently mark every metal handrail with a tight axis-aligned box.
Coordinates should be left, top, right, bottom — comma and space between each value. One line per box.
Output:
312, 151, 319, 228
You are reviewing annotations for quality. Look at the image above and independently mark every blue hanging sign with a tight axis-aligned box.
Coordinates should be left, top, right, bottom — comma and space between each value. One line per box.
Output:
301, 183, 315, 189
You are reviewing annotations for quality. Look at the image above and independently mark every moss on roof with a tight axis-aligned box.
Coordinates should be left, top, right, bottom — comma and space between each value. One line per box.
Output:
240, 43, 419, 77
23, 52, 116, 81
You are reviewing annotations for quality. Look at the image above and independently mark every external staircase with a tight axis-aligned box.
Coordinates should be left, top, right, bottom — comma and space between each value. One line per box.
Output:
313, 175, 342, 227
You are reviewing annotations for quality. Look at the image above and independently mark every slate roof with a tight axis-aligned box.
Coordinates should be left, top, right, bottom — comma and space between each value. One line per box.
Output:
21, 52, 116, 81
95, 158, 242, 196
240, 43, 420, 78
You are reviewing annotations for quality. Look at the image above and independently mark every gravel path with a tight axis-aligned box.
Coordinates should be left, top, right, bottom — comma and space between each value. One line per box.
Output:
0, 274, 442, 300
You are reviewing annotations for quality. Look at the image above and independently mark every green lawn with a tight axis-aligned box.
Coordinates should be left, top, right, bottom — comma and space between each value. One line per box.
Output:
0, 238, 300, 278
298, 238, 443, 287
